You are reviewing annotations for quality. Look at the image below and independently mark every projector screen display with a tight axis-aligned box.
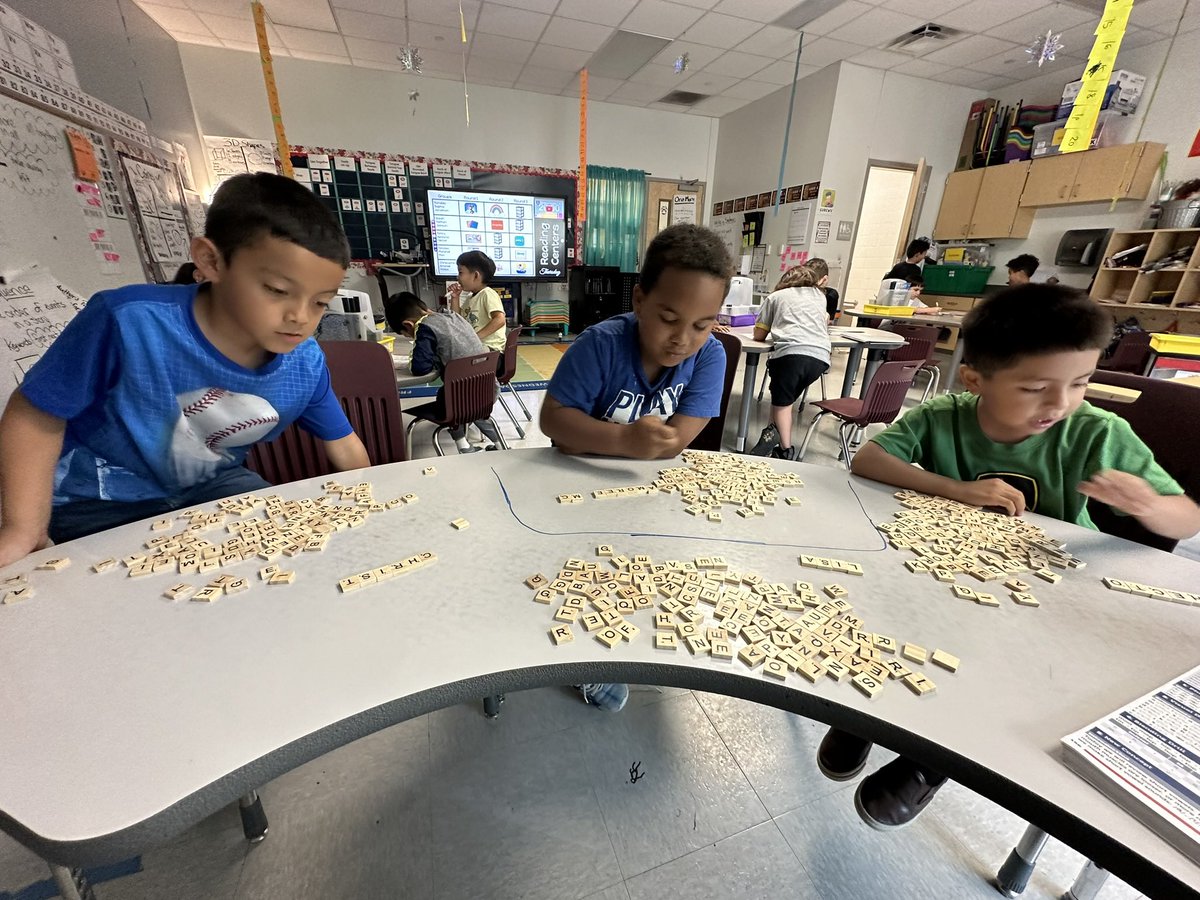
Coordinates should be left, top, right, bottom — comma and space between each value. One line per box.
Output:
428, 189, 568, 281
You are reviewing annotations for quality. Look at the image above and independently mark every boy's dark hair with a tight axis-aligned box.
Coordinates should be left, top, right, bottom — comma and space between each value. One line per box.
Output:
639, 224, 733, 295
456, 250, 497, 283
806, 258, 829, 281
1007, 253, 1040, 277
961, 284, 1109, 375
906, 238, 931, 259
383, 291, 428, 333
205, 173, 350, 267
171, 262, 198, 284
907, 271, 924, 287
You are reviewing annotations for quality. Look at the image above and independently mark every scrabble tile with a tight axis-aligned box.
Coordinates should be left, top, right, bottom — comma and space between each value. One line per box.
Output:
852, 672, 884, 699
904, 672, 937, 696
654, 631, 679, 650
930, 649, 960, 673
549, 624, 574, 645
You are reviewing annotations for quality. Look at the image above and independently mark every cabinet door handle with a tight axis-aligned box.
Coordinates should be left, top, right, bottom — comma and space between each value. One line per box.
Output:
1071, 184, 1079, 198
1059, 184, 1067, 199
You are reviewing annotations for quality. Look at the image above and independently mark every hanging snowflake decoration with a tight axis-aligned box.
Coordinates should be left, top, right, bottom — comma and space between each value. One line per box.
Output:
673, 53, 689, 75
397, 45, 423, 73
408, 90, 420, 116
1025, 29, 1064, 67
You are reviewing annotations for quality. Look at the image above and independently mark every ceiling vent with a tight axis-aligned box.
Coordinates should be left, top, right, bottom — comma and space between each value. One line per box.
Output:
885, 22, 965, 53
658, 90, 708, 106
773, 0, 844, 31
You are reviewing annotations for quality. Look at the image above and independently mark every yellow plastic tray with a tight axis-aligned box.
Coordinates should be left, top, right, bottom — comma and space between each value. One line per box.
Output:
863, 304, 916, 317
376, 333, 396, 352
1150, 333, 1200, 357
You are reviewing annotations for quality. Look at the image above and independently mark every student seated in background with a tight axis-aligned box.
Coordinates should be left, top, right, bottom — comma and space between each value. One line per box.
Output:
448, 250, 506, 359
1006, 253, 1039, 285
748, 264, 830, 460
905, 274, 942, 315
818, 283, 1200, 831
805, 257, 840, 324
882, 238, 930, 285
0, 173, 370, 566
541, 223, 733, 713
384, 291, 504, 453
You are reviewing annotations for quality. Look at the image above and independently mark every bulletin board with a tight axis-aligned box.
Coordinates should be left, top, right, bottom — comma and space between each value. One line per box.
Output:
287, 144, 578, 269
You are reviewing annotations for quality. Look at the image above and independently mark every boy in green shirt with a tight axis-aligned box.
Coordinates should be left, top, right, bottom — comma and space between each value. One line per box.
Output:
818, 283, 1200, 831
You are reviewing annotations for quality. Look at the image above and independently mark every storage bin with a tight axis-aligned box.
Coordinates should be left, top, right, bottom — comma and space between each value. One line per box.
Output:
1158, 199, 1200, 229
863, 304, 916, 316
1149, 333, 1200, 357
922, 265, 994, 295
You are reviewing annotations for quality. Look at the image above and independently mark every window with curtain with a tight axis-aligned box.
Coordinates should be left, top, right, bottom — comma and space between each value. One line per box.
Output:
585, 165, 646, 273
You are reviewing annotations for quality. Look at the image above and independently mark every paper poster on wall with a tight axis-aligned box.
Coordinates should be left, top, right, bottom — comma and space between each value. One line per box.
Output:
672, 193, 697, 225
837, 220, 854, 241
431, 163, 453, 181
451, 164, 471, 180
814, 220, 831, 244
203, 136, 278, 189
787, 202, 812, 246
658, 199, 670, 231
308, 154, 331, 169
820, 189, 836, 210
785, 185, 804, 203
408, 160, 429, 176
0, 269, 90, 412
334, 156, 357, 172
384, 160, 405, 175
360, 158, 382, 175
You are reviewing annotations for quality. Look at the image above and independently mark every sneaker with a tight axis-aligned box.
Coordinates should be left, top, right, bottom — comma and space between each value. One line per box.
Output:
817, 728, 873, 781
853, 756, 948, 830
457, 445, 482, 454
484, 444, 499, 451
770, 445, 798, 461
575, 683, 629, 711
748, 424, 780, 457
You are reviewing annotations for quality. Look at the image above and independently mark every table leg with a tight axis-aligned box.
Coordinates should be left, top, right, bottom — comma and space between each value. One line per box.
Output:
840, 347, 864, 397
944, 338, 967, 393
49, 864, 95, 900
735, 353, 761, 452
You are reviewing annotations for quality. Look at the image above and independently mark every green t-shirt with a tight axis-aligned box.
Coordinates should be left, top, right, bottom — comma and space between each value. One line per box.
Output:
871, 392, 1182, 529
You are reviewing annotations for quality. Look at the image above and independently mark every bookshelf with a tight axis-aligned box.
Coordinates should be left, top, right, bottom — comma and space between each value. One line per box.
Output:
1091, 229, 1200, 335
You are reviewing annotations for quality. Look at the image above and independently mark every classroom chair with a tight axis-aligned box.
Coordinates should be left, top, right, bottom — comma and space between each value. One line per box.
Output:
994, 368, 1200, 898
1097, 330, 1152, 374
246, 341, 408, 484
795, 361, 919, 468
404, 351, 509, 456
496, 325, 532, 439
883, 322, 942, 402
689, 330, 742, 452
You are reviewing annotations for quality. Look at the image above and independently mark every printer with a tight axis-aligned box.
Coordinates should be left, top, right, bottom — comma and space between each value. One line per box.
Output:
317, 290, 376, 341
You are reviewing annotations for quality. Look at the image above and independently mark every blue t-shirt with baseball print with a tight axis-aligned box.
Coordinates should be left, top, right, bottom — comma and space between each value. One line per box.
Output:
19, 282, 352, 504
548, 313, 725, 424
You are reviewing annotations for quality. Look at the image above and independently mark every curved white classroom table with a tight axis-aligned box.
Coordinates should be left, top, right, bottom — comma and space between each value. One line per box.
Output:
1, 449, 1198, 898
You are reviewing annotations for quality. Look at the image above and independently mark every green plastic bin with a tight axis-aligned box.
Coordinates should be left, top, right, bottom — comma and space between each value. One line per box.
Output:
923, 265, 994, 295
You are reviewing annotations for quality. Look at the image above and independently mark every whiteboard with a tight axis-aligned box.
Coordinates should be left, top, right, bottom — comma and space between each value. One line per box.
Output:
0, 92, 144, 297
709, 213, 742, 266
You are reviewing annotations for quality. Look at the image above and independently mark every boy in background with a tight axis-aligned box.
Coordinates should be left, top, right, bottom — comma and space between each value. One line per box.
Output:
1006, 253, 1039, 285
883, 238, 930, 285
541, 223, 733, 710
805, 257, 840, 324
0, 173, 370, 565
906, 274, 943, 315
449, 250, 506, 355
818, 284, 1199, 831
384, 292, 504, 453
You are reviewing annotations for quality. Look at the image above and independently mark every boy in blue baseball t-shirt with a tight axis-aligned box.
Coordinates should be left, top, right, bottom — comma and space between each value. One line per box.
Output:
0, 173, 370, 566
541, 223, 733, 712
542, 223, 732, 461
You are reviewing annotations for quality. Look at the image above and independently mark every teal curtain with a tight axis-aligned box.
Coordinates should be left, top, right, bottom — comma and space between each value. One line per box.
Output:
585, 165, 646, 272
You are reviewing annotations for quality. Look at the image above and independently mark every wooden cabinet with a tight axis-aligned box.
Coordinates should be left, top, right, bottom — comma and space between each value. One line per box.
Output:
1020, 142, 1165, 207
932, 164, 1032, 241
1090, 228, 1200, 337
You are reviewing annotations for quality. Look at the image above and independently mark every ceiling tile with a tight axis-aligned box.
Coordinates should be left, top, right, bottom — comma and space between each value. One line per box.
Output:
526, 43, 591, 71
186, 0, 259, 19
467, 56, 525, 82
690, 94, 747, 116
471, 32, 536, 63
983, 3, 1098, 44
562, 74, 622, 98
1117, 25, 1172, 48
754, 59, 820, 84
847, 47, 917, 70
734, 25, 804, 58
333, 8, 409, 43
890, 56, 951, 79
669, 0, 722, 8
139, 0, 189, 8
651, 40, 724, 69
472, 75, 517, 88
344, 35, 405, 63
1129, 0, 1189, 32
945, 68, 1016, 90
801, 1, 874, 36
222, 39, 276, 54
488, 0, 561, 12
921, 33, 1020, 68
264, 0, 337, 32
330, 0, 412, 14
476, 4, 550, 41
139, 3, 209, 33
406, 0, 482, 28
965, 43, 1059, 77
796, 36, 867, 68
702, 50, 774, 78
414, 47, 465, 74
204, 14, 260, 42
879, 0, 963, 18
627, 62, 684, 86
611, 80, 666, 102
275, 24, 348, 55
540, 16, 614, 51
289, 49, 352, 64
677, 70, 740, 93
935, 0, 1042, 33
721, 78, 782, 101
408, 20, 464, 48
554, 0, 638, 27
516, 64, 576, 90
170, 31, 226, 48
827, 6, 929, 48
621, 0, 705, 39
711, 0, 800, 19
679, 11, 762, 47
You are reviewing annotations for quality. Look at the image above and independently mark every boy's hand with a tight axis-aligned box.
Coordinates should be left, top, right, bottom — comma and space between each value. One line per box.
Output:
627, 416, 680, 459
0, 525, 48, 569
447, 282, 462, 299
952, 478, 1027, 516
1077, 470, 1160, 516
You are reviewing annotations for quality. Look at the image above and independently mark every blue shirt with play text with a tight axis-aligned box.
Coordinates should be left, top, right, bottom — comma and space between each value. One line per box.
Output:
548, 313, 725, 424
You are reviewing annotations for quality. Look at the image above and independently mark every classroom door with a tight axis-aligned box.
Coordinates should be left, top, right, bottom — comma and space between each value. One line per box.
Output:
642, 178, 706, 262
843, 162, 922, 309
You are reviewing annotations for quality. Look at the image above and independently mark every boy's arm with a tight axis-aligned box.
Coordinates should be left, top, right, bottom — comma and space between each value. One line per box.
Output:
540, 395, 680, 459
410, 323, 438, 376
0, 392, 67, 566
476, 309, 506, 340
1079, 471, 1200, 540
323, 432, 371, 472
753, 295, 773, 342
851, 439, 1028, 515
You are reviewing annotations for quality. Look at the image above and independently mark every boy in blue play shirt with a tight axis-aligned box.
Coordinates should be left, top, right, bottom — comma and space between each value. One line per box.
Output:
818, 284, 1200, 832
0, 173, 370, 566
541, 223, 734, 711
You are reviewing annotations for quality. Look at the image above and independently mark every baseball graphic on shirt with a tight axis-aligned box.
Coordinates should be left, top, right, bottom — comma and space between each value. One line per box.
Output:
170, 387, 280, 482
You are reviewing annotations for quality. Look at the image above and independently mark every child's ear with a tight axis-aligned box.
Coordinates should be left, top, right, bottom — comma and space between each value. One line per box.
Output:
959, 364, 985, 395
191, 237, 222, 282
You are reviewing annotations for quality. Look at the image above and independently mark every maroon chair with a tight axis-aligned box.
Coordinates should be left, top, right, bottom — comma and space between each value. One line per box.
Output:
1098, 330, 1152, 374
496, 325, 531, 438
404, 351, 507, 456
689, 330, 742, 452
245, 341, 408, 484
885, 322, 942, 402
796, 361, 920, 468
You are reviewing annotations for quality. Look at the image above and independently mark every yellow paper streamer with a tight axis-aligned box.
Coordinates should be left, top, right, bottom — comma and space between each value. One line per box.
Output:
1062, 0, 1133, 154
